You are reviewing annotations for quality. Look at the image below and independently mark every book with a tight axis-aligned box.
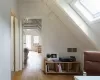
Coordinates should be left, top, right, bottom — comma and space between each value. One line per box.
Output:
58, 64, 62, 72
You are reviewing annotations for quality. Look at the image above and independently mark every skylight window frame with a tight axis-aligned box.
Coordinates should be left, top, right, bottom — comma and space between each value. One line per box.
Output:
79, 0, 94, 17
69, 0, 100, 23
79, 0, 100, 18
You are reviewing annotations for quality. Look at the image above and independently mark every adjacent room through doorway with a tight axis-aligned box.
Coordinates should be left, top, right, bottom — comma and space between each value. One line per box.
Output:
22, 19, 42, 70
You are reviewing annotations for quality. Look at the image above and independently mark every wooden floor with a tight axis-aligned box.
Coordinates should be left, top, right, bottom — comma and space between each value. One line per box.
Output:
12, 51, 74, 80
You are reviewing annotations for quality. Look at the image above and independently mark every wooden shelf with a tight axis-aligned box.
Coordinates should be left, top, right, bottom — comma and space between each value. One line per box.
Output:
44, 60, 81, 74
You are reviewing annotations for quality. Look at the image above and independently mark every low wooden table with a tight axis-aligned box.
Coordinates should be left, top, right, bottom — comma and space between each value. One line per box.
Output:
75, 76, 100, 80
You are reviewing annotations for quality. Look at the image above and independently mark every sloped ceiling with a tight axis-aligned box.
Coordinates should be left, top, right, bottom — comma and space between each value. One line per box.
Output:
42, 0, 98, 50
19, 0, 97, 50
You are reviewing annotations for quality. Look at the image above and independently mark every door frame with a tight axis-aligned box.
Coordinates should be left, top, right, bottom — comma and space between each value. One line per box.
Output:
11, 12, 16, 72
20, 18, 43, 70
11, 11, 20, 71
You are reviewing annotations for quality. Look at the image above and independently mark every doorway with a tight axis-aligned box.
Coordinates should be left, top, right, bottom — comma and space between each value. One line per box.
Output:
23, 30, 41, 52
22, 19, 42, 69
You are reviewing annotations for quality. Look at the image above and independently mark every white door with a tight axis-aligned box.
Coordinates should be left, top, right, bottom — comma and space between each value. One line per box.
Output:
15, 18, 20, 71
11, 16, 15, 71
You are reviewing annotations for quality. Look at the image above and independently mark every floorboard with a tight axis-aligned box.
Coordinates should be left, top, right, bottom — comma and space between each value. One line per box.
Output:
12, 51, 74, 80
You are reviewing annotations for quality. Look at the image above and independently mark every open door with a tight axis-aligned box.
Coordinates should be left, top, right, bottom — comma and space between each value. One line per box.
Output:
11, 16, 15, 72
15, 17, 20, 71
11, 15, 20, 73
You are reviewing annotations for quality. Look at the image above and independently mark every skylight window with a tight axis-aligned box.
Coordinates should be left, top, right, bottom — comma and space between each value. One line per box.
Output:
80, 0, 100, 18
71, 0, 100, 22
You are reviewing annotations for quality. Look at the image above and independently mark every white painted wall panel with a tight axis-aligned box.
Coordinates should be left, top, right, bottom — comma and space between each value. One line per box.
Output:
0, 0, 18, 79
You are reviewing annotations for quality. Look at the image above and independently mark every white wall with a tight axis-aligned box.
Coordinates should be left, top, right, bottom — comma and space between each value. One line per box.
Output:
0, 0, 18, 79
90, 23, 100, 39
42, 13, 84, 59
18, 0, 95, 70
86, 23, 100, 50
